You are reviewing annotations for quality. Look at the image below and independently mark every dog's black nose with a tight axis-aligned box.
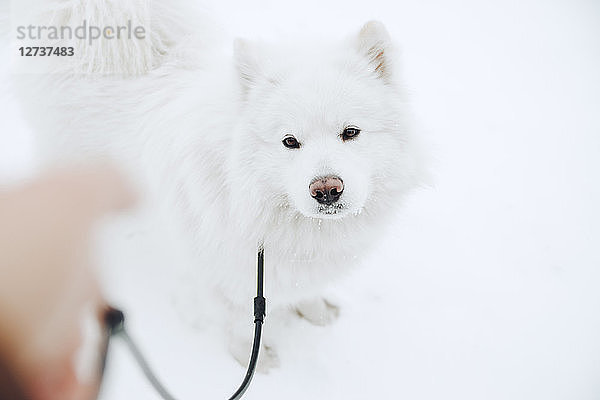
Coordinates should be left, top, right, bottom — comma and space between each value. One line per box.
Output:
309, 176, 344, 205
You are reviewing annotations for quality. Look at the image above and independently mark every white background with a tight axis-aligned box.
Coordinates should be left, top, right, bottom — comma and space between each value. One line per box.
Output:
1, 0, 599, 399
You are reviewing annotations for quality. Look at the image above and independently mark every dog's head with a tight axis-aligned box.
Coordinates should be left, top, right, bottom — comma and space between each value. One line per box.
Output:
229, 21, 420, 221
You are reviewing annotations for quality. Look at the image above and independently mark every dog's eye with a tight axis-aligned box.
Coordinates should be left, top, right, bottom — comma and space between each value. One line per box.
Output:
341, 126, 361, 141
282, 136, 301, 149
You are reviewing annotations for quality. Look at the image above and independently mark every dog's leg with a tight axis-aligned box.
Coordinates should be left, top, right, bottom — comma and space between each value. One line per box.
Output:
294, 298, 340, 326
228, 334, 280, 374
227, 306, 292, 373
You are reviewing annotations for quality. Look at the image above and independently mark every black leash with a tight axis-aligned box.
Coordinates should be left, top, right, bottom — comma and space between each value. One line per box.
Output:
106, 247, 267, 400
229, 246, 266, 400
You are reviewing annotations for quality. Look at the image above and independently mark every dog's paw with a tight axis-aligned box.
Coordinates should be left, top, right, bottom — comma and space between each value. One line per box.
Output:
229, 338, 280, 373
294, 298, 340, 326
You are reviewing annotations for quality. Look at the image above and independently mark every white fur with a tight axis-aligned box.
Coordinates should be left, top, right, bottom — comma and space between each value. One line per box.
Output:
13, 0, 424, 367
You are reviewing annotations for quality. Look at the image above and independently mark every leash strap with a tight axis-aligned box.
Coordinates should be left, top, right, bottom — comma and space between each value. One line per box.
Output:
105, 247, 267, 400
229, 246, 265, 400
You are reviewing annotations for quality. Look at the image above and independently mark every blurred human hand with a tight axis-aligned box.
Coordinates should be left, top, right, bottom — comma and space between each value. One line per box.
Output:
0, 165, 135, 400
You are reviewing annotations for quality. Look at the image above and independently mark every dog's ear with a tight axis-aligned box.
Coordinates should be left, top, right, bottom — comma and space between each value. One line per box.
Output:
234, 38, 263, 97
355, 21, 393, 83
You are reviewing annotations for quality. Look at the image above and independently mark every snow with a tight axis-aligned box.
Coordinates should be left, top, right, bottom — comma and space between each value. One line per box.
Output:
1, 0, 600, 399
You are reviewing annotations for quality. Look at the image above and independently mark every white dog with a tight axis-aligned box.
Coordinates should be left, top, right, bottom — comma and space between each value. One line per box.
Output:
13, 0, 424, 368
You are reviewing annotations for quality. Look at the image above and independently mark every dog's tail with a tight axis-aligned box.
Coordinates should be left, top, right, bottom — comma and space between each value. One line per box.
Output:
11, 0, 220, 75
9, 0, 223, 166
